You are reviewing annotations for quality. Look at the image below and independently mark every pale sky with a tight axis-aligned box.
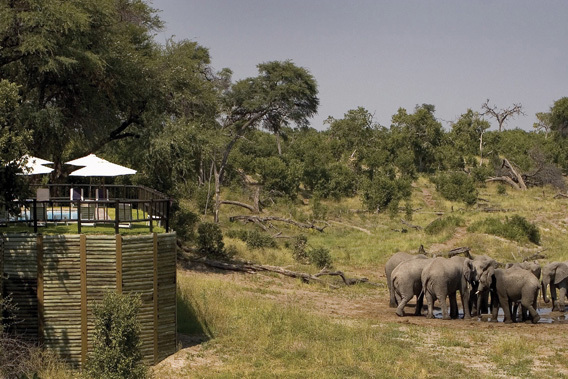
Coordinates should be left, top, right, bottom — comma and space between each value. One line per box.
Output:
151, 1, 568, 131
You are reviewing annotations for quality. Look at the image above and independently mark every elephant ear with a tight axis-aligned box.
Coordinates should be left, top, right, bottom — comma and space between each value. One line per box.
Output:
554, 263, 568, 285
463, 258, 474, 282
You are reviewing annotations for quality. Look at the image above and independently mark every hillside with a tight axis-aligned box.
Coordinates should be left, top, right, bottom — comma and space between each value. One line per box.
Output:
155, 179, 568, 378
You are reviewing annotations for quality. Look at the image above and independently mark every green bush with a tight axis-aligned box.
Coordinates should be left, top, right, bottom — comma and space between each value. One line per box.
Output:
292, 235, 309, 263
171, 206, 199, 241
308, 247, 333, 269
433, 171, 478, 205
197, 222, 225, 257
467, 215, 540, 245
225, 229, 277, 249
497, 184, 507, 195
85, 292, 146, 379
425, 216, 465, 235
362, 175, 411, 213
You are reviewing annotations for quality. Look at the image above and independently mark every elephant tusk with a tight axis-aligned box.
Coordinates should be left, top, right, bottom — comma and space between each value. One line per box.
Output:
475, 291, 480, 295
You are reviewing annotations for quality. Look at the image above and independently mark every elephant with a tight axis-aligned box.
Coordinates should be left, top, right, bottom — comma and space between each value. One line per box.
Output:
470, 255, 498, 316
478, 266, 540, 323
506, 261, 541, 320
541, 261, 568, 312
391, 257, 434, 317
385, 252, 427, 308
421, 256, 475, 320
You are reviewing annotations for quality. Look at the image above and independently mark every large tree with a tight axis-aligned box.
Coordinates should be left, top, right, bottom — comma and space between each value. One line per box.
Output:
212, 60, 319, 221
0, 0, 163, 176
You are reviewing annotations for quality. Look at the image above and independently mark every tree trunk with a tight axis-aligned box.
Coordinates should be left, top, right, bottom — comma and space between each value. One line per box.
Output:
214, 164, 221, 223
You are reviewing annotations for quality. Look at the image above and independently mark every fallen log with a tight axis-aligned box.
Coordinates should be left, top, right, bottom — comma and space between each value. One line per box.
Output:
182, 253, 379, 289
230, 215, 326, 232
221, 200, 258, 213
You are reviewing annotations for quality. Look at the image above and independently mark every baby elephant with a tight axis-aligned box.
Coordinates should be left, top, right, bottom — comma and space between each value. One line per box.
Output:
391, 258, 433, 317
479, 267, 540, 324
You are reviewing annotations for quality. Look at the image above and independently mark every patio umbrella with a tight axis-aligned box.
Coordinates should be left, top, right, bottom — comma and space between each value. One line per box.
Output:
67, 154, 136, 177
15, 155, 54, 175
69, 161, 136, 177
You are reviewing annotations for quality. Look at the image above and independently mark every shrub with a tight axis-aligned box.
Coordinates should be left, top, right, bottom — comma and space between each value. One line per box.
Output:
497, 184, 507, 195
308, 247, 333, 269
171, 205, 199, 241
362, 175, 411, 213
225, 229, 277, 249
292, 235, 309, 263
245, 230, 277, 249
433, 171, 478, 205
425, 216, 465, 235
467, 215, 540, 245
85, 291, 146, 379
197, 222, 225, 257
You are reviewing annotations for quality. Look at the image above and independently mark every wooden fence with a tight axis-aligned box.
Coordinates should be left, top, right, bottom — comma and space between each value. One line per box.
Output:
1, 232, 177, 367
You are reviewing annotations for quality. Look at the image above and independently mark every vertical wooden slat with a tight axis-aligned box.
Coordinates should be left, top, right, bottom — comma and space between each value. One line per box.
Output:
153, 232, 158, 364
116, 234, 122, 294
36, 235, 44, 344
80, 234, 87, 366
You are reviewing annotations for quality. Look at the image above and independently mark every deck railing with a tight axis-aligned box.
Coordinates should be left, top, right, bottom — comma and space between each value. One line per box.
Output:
4, 184, 172, 234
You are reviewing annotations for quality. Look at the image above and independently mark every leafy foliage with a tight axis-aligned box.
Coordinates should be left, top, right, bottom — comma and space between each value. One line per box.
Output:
197, 222, 225, 257
432, 171, 478, 205
425, 216, 465, 235
362, 172, 411, 213
467, 215, 540, 245
85, 291, 146, 379
226, 229, 277, 249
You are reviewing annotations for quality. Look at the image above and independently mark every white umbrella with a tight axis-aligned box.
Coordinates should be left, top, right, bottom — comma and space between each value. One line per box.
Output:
68, 158, 136, 177
65, 153, 105, 167
14, 155, 54, 175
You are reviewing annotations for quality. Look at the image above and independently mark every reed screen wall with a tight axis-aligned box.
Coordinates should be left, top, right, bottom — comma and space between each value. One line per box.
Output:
1, 232, 177, 366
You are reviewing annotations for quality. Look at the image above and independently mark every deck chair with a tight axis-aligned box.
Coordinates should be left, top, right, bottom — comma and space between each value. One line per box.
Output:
70, 188, 84, 202
80, 203, 97, 226
117, 203, 132, 228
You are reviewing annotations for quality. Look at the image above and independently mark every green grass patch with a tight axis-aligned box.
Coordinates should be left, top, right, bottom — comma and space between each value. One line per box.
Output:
467, 214, 540, 245
424, 215, 465, 235
176, 273, 470, 378
489, 336, 536, 377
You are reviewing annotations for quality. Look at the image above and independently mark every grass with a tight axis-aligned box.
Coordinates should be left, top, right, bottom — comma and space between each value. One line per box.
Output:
168, 273, 471, 378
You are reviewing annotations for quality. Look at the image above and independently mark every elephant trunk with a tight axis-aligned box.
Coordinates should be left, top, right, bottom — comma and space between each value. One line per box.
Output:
542, 279, 550, 304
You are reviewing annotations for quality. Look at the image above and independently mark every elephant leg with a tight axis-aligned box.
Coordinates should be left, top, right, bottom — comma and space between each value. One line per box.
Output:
551, 285, 559, 311
425, 291, 435, 319
558, 287, 567, 312
521, 298, 540, 324
450, 293, 458, 319
414, 292, 424, 316
440, 295, 451, 320
388, 276, 397, 308
512, 302, 519, 322
490, 292, 499, 322
396, 295, 411, 317
461, 290, 471, 320
500, 295, 513, 323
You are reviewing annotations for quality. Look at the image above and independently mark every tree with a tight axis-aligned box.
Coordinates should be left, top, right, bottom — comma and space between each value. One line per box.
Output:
212, 60, 319, 221
549, 97, 568, 137
0, 0, 164, 177
449, 109, 490, 164
481, 99, 525, 132
0, 80, 31, 212
533, 112, 552, 139
390, 104, 443, 173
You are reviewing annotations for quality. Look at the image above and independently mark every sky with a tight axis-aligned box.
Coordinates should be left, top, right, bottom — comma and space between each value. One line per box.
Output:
151, 0, 568, 131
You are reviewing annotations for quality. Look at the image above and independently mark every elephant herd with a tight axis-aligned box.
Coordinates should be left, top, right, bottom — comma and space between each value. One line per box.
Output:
386, 252, 568, 324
